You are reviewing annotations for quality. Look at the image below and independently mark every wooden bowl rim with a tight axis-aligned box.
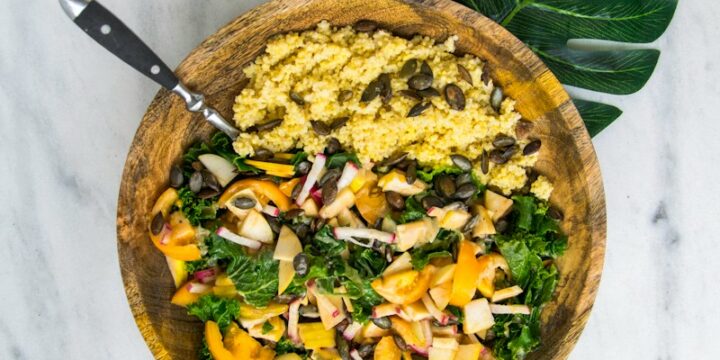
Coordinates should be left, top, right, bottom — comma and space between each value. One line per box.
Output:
117, 0, 606, 358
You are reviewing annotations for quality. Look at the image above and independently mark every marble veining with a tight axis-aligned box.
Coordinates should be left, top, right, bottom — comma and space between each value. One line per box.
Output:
2, 0, 720, 359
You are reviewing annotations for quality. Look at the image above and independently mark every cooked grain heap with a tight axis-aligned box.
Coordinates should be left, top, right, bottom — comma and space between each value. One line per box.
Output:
233, 21, 550, 197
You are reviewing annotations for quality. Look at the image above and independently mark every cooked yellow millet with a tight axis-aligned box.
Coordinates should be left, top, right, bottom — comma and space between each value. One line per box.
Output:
233, 21, 546, 195
531, 176, 554, 201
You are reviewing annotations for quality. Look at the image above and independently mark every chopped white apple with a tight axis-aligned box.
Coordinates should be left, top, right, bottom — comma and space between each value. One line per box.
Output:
342, 322, 363, 341
383, 252, 413, 277
288, 299, 301, 342
372, 303, 404, 318
381, 215, 397, 233
429, 282, 452, 310
319, 187, 356, 219
472, 205, 496, 237
484, 190, 513, 221
430, 264, 456, 287
491, 285, 524, 303
455, 344, 484, 360
402, 301, 432, 321
273, 225, 303, 261
431, 324, 458, 336
427, 206, 446, 218
300, 198, 320, 217
165, 256, 188, 288
422, 294, 452, 325
362, 321, 389, 338
395, 220, 428, 251
316, 293, 346, 330
198, 153, 237, 187
338, 207, 364, 228
334, 227, 395, 244
439, 209, 472, 230
237, 209, 275, 244
489, 304, 531, 315
429, 346, 457, 360
225, 188, 263, 220
278, 260, 296, 295
378, 170, 428, 196
216, 226, 262, 249
433, 337, 459, 350
463, 298, 495, 334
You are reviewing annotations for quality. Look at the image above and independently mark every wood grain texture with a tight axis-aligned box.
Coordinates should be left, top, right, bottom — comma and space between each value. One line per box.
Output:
116, 0, 606, 359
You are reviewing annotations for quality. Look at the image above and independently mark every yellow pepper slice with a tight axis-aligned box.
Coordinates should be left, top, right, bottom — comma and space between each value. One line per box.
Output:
204, 321, 235, 360
244, 160, 296, 178
219, 179, 292, 211
449, 240, 482, 307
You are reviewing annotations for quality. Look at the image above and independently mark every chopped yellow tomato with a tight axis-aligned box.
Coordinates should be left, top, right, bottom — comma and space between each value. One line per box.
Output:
313, 348, 342, 360
298, 322, 336, 349
355, 184, 389, 225
248, 316, 286, 342
390, 317, 424, 348
165, 256, 188, 288
168, 222, 196, 245
212, 285, 237, 298
151, 188, 178, 218
149, 229, 201, 261
476, 253, 510, 298
371, 266, 433, 305
449, 241, 482, 307
239, 302, 288, 321
244, 160, 296, 178
218, 179, 292, 211
204, 321, 235, 360
375, 335, 402, 360
279, 177, 302, 197
171, 281, 209, 307
223, 322, 274, 360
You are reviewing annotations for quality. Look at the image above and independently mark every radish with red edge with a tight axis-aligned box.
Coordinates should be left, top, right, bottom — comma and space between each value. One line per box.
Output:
333, 227, 395, 244
262, 204, 280, 217
422, 294, 450, 325
216, 227, 262, 249
296, 154, 326, 205
187, 282, 211, 294
193, 268, 217, 284
337, 161, 359, 190
350, 349, 363, 360
310, 187, 324, 206
159, 224, 172, 245
288, 299, 301, 343
342, 322, 363, 341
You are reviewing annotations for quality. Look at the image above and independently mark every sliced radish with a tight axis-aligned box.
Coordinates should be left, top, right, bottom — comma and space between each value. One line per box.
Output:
422, 294, 450, 325
310, 187, 324, 206
288, 299, 301, 343
350, 349, 363, 360
337, 162, 359, 190
187, 282, 211, 294
262, 204, 280, 217
420, 319, 433, 348
342, 322, 363, 341
489, 304, 531, 315
159, 224, 172, 245
198, 153, 237, 187
333, 227, 395, 244
193, 268, 217, 284
296, 154, 326, 205
216, 226, 262, 249
410, 345, 429, 356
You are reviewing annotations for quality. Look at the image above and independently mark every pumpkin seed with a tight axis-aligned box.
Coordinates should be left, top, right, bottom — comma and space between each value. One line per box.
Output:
490, 87, 503, 112
291, 181, 303, 200
233, 196, 256, 209
417, 87, 440, 98
311, 120, 331, 136
338, 90, 353, 102
456, 172, 473, 186
450, 154, 472, 171
408, 102, 431, 117
191, 161, 204, 171
293, 253, 309, 276
371, 316, 392, 329
454, 183, 477, 199
399, 59, 418, 78
284, 208, 305, 220
202, 170, 220, 192
515, 119, 534, 139
444, 84, 466, 110
481, 63, 490, 85
322, 181, 338, 204
480, 150, 490, 174
169, 165, 184, 188
548, 207, 564, 221
493, 135, 516, 148
150, 212, 164, 235
319, 168, 342, 187
189, 171, 203, 193
256, 118, 283, 132
357, 343, 375, 358
385, 191, 405, 211
330, 117, 349, 130
463, 214, 480, 233
420, 61, 433, 77
197, 188, 220, 199
406, 162, 417, 184
354, 20, 378, 33
408, 73, 433, 91
399, 89, 422, 101
379, 73, 392, 104
393, 334, 409, 351
296, 161, 311, 175
502, 145, 519, 159
266, 215, 282, 233
379, 152, 408, 167
337, 332, 351, 360
361, 79, 382, 102
422, 195, 444, 210
435, 174, 456, 199
495, 219, 509, 233
523, 139, 542, 155
289, 91, 305, 105
489, 149, 508, 164
326, 137, 341, 155
297, 223, 311, 239
252, 147, 273, 160
457, 63, 473, 85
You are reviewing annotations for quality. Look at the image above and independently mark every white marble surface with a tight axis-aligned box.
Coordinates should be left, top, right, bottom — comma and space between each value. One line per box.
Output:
1, 0, 719, 359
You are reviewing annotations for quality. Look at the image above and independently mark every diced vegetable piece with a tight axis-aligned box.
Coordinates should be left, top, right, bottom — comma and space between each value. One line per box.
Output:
168, 223, 196, 245
454, 343, 484, 360
279, 177, 301, 197
375, 336, 402, 360
463, 298, 494, 334
320, 187, 356, 219
431, 324, 458, 336
298, 322, 336, 350
429, 281, 452, 311
224, 321, 274, 359
430, 264, 456, 287
343, 322, 364, 341
422, 294, 452, 325
355, 185, 389, 225
363, 321, 390, 338
371, 266, 433, 305
384, 252, 413, 277
338, 207, 364, 228
237, 209, 275, 244
433, 337, 459, 349
491, 285, 523, 303
193, 268, 217, 284
239, 303, 288, 325
198, 154, 238, 187
484, 190, 513, 221
171, 280, 209, 307
489, 304, 531, 315
381, 215, 397, 233
402, 301, 432, 321
337, 161, 359, 190
150, 225, 202, 261
225, 188, 264, 220
278, 261, 295, 295
301, 198, 320, 217
426, 206, 445, 218
395, 219, 429, 251
391, 317, 425, 348
288, 299, 301, 342
471, 205, 496, 237
313, 348, 342, 360
439, 209, 471, 231
152, 188, 179, 218
476, 253, 510, 298
248, 316, 286, 342
277, 354, 304, 360
261, 204, 279, 217
214, 273, 233, 287
316, 292, 346, 329
350, 349, 364, 360
213, 285, 237, 298
165, 256, 188, 288
205, 321, 235, 360
296, 154, 326, 205
429, 341, 458, 360
274, 225, 303, 261
219, 179, 292, 211
449, 241, 482, 307
244, 159, 295, 178
334, 227, 395, 244
378, 170, 428, 196
216, 226, 262, 249
373, 303, 403, 318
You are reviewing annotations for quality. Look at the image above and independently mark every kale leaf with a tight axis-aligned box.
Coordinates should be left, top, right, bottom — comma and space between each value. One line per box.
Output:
409, 229, 460, 269
397, 195, 426, 224
308, 225, 347, 257
349, 247, 387, 279
182, 132, 260, 176
177, 187, 217, 226
491, 309, 542, 360
276, 337, 309, 358
198, 339, 212, 360
187, 295, 241, 332
416, 166, 463, 182
326, 152, 361, 169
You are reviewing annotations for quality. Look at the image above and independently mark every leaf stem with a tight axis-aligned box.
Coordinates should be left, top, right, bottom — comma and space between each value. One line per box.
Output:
501, 0, 533, 27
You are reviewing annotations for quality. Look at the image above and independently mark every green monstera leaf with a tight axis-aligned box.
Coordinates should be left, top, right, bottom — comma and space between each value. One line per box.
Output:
458, 0, 677, 135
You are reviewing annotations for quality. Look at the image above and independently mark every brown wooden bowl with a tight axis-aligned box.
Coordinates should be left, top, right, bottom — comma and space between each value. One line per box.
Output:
117, 0, 606, 358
